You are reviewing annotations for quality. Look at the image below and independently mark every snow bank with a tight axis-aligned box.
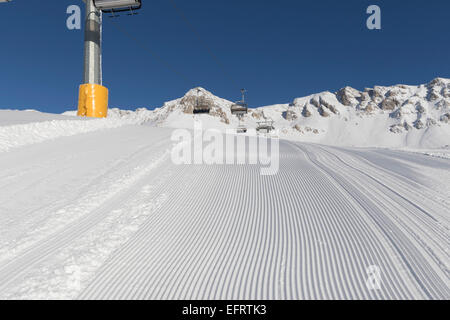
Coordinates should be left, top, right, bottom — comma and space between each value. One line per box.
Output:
0, 110, 79, 126
0, 118, 135, 153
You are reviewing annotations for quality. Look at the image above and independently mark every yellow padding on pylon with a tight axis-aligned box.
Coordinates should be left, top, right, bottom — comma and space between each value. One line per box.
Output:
77, 84, 108, 118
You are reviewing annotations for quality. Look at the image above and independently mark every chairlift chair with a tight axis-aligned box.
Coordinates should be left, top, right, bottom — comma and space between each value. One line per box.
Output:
256, 120, 275, 133
236, 125, 247, 134
231, 102, 248, 115
231, 89, 248, 116
93, 0, 142, 15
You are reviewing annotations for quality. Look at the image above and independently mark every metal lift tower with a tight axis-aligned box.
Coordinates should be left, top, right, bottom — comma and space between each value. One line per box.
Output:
77, 0, 107, 118
1, 0, 141, 118
78, 0, 141, 118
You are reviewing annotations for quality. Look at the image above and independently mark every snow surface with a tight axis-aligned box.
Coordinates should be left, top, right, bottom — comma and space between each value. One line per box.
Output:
0, 110, 79, 126
0, 79, 449, 299
0, 110, 139, 153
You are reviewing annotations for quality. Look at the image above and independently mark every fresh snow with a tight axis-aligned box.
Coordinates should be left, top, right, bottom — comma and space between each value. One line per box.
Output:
0, 110, 139, 153
0, 79, 449, 299
0, 110, 79, 126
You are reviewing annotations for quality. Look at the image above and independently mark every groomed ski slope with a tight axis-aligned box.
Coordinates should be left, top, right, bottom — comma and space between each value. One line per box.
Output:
0, 119, 449, 299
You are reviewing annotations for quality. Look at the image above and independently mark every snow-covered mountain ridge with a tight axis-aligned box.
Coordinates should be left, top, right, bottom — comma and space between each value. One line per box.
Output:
105, 77, 450, 148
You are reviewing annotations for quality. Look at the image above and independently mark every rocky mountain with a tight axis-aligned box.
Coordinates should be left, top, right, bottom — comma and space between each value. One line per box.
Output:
107, 78, 450, 148
334, 77, 449, 132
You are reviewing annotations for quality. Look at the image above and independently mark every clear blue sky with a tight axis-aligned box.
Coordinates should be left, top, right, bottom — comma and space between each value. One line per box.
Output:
0, 0, 449, 113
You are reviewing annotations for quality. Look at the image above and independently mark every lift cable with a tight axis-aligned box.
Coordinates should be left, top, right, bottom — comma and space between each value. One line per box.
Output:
167, 0, 241, 90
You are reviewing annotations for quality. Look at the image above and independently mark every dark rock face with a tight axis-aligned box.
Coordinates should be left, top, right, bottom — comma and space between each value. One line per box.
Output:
436, 100, 449, 109
442, 88, 450, 98
310, 98, 320, 109
306, 96, 339, 117
336, 87, 362, 107
440, 113, 450, 123
319, 97, 339, 114
403, 122, 413, 131
302, 106, 312, 117
390, 124, 403, 133
428, 91, 440, 101
390, 109, 402, 119
318, 106, 330, 117
381, 98, 400, 110
209, 107, 230, 124
416, 104, 426, 114
364, 102, 377, 114
283, 110, 297, 121
251, 110, 264, 119
337, 86, 361, 106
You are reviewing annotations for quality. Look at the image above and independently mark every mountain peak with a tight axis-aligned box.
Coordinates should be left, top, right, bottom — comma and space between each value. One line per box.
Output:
183, 87, 212, 98
428, 77, 450, 87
